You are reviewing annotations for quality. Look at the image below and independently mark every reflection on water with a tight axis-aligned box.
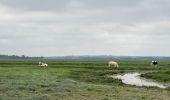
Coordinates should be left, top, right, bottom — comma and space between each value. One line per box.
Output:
111, 72, 166, 89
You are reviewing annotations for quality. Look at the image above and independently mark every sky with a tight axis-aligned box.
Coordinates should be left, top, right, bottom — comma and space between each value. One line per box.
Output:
0, 0, 170, 56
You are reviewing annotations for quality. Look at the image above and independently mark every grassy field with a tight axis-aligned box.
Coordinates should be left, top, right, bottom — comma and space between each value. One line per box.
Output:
0, 60, 170, 100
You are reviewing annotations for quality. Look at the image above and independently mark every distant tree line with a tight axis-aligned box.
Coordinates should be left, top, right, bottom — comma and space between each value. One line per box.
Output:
47, 55, 170, 61
0, 54, 44, 59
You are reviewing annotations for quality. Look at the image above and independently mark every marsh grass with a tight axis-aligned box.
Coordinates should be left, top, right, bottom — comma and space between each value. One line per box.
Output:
0, 60, 170, 99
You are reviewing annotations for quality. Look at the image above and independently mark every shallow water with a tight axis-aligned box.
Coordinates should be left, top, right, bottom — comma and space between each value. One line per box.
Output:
111, 72, 166, 89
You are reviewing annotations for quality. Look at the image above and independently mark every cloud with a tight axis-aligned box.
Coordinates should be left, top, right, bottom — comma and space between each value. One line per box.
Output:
0, 0, 71, 12
0, 0, 170, 56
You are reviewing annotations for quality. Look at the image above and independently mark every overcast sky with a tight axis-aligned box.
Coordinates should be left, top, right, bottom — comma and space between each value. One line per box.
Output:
0, 0, 170, 56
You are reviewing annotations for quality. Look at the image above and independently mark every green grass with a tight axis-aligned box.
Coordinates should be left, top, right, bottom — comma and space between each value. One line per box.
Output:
141, 71, 170, 82
0, 60, 170, 100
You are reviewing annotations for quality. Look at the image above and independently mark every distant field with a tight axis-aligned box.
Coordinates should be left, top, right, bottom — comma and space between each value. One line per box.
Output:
0, 60, 170, 100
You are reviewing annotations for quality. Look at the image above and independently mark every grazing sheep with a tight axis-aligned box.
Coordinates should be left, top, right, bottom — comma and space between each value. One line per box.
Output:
150, 61, 158, 68
38, 61, 48, 67
108, 61, 119, 67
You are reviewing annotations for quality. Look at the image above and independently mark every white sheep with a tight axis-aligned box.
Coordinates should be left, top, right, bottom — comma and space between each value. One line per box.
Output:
38, 61, 48, 67
108, 61, 119, 67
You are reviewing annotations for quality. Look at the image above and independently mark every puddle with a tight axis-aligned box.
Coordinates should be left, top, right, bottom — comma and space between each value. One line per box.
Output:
111, 72, 166, 89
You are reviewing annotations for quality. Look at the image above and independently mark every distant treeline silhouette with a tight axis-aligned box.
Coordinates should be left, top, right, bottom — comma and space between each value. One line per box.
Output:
0, 54, 44, 59
47, 55, 170, 60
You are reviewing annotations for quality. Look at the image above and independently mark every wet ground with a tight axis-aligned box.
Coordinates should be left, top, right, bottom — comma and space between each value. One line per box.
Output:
111, 72, 166, 89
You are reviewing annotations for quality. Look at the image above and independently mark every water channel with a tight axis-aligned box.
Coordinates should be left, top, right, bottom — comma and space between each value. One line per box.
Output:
111, 72, 166, 89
